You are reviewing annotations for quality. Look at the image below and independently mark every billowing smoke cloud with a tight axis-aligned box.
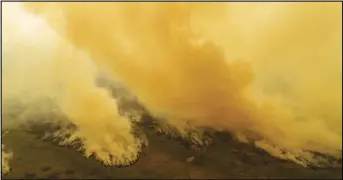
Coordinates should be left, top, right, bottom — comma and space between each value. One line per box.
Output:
2, 3, 142, 166
2, 2, 342, 167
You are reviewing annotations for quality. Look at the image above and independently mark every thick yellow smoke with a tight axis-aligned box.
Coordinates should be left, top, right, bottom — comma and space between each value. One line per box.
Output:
2, 2, 342, 167
2, 3, 142, 166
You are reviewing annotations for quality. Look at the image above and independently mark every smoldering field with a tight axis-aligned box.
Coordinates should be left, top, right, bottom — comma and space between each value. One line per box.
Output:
1, 2, 342, 178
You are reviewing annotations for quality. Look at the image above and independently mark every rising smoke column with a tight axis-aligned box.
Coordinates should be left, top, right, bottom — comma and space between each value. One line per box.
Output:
2, 3, 142, 166
18, 2, 343, 166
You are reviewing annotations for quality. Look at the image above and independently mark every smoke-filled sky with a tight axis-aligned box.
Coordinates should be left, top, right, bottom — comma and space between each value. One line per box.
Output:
2, 2, 342, 167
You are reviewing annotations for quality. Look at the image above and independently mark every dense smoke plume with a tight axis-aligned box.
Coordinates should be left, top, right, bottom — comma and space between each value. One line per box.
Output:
2, 2, 342, 168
